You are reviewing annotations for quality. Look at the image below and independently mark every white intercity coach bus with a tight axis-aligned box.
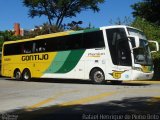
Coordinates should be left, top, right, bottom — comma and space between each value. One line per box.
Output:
1, 25, 159, 84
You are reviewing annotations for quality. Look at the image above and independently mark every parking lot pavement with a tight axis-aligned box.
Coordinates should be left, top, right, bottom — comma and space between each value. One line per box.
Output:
0, 78, 160, 120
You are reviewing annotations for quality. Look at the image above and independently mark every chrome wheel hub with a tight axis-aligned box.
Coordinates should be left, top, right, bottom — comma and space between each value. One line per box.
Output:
94, 71, 104, 83
24, 72, 29, 80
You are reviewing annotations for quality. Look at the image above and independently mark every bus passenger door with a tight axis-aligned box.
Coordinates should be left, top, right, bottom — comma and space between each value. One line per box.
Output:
116, 38, 132, 80
106, 28, 132, 80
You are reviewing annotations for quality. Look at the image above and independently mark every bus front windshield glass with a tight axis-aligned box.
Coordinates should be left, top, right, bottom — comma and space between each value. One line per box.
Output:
127, 28, 152, 65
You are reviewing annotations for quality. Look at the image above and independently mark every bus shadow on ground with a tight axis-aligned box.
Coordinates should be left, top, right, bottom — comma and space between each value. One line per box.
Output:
4, 97, 160, 120
28, 78, 152, 86
4, 78, 151, 86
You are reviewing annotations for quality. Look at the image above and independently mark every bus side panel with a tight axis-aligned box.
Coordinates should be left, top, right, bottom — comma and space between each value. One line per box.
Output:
42, 50, 85, 79
2, 64, 12, 77
1, 52, 57, 78
42, 61, 85, 79
24, 52, 57, 78
42, 49, 107, 80
83, 49, 106, 80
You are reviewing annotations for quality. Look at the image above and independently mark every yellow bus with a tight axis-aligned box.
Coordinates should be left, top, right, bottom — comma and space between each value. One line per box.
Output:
1, 25, 159, 84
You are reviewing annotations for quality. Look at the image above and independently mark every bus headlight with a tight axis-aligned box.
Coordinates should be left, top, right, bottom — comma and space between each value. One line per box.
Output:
133, 67, 142, 72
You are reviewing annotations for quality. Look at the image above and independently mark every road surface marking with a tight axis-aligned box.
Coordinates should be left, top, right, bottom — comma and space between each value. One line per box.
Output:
59, 91, 117, 106
25, 90, 79, 111
150, 96, 160, 102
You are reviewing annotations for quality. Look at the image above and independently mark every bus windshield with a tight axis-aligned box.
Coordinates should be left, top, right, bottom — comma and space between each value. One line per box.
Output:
127, 28, 152, 65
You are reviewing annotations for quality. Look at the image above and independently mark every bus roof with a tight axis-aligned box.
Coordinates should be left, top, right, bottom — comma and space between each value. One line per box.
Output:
100, 25, 143, 32
3, 25, 140, 45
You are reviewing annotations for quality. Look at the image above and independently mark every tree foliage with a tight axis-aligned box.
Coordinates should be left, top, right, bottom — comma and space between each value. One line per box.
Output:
131, 17, 160, 43
23, 0, 105, 28
64, 21, 83, 30
26, 21, 94, 37
28, 23, 64, 37
0, 31, 24, 50
131, 0, 160, 25
0, 31, 23, 41
131, 17, 160, 59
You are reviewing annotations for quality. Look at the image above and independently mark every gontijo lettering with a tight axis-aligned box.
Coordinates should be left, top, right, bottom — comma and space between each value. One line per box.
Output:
22, 54, 49, 61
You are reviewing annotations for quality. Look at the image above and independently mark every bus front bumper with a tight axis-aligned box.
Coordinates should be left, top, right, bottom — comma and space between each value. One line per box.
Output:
131, 70, 154, 80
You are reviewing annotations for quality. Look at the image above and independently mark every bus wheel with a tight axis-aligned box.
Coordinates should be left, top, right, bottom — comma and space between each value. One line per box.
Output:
90, 69, 105, 84
22, 69, 31, 81
14, 69, 21, 80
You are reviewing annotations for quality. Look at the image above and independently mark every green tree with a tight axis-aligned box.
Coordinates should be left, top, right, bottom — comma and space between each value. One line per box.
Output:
131, 17, 160, 43
23, 0, 105, 28
28, 23, 64, 37
65, 21, 83, 30
1, 31, 23, 41
0, 30, 24, 41
0, 32, 4, 50
0, 31, 24, 51
131, 0, 160, 25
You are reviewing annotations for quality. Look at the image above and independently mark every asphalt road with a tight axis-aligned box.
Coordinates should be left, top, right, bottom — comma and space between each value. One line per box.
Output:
0, 77, 160, 120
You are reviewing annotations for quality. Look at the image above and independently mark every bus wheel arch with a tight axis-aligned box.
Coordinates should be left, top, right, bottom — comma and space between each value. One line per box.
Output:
89, 67, 105, 84
14, 68, 21, 80
22, 68, 31, 81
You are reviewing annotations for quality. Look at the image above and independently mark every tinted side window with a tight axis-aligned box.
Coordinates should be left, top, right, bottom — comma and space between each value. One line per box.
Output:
46, 31, 104, 51
67, 34, 83, 50
4, 41, 36, 56
3, 30, 105, 56
22, 41, 33, 54
32, 40, 47, 53
4, 43, 22, 56
83, 31, 105, 49
45, 34, 83, 51
45, 37, 59, 52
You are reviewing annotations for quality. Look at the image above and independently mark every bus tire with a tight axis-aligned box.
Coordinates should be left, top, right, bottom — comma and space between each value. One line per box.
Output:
90, 68, 105, 84
22, 69, 31, 81
14, 69, 21, 80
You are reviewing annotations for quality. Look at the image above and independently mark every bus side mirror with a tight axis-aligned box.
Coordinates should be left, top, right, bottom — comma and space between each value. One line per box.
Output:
148, 40, 159, 53
128, 36, 140, 49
